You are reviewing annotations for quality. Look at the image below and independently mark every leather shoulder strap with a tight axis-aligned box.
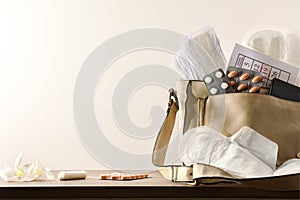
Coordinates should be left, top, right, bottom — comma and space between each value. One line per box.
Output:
152, 89, 178, 166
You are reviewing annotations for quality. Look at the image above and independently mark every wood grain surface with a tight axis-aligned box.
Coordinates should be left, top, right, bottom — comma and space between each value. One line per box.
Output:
0, 170, 298, 199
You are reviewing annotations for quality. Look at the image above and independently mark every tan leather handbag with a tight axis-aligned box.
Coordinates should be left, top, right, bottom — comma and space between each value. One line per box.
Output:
153, 80, 300, 191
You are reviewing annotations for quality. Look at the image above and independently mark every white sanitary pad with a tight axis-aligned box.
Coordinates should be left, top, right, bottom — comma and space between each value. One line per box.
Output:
179, 126, 299, 178
172, 26, 227, 80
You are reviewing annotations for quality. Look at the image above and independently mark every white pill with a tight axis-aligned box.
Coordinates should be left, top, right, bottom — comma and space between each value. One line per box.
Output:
210, 88, 218, 95
204, 76, 212, 83
221, 82, 229, 89
215, 71, 223, 78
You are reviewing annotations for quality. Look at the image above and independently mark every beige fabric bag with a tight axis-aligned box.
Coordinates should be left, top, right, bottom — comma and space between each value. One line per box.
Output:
153, 80, 300, 191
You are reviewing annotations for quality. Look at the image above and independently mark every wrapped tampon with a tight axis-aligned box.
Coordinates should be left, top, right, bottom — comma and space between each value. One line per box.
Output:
58, 170, 87, 180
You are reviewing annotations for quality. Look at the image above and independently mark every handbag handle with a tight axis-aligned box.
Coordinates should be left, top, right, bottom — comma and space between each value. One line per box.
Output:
152, 89, 179, 166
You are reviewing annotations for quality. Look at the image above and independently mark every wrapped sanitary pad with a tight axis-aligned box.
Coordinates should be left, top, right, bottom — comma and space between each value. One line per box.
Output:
179, 126, 299, 178
172, 27, 227, 80
243, 27, 300, 87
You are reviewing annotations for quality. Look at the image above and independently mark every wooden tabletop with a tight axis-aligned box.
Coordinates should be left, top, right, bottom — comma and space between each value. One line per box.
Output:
0, 170, 298, 199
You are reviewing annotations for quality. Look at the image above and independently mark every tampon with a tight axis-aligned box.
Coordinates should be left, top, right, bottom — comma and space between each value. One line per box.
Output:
58, 170, 87, 180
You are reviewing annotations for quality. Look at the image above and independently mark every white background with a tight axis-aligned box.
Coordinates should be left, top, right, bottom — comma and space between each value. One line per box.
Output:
0, 0, 299, 169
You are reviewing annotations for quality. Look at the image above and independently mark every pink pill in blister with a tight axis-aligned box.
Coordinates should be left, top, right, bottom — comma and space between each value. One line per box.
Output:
227, 67, 263, 93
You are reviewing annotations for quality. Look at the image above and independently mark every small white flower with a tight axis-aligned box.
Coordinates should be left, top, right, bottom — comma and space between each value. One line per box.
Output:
0, 153, 54, 182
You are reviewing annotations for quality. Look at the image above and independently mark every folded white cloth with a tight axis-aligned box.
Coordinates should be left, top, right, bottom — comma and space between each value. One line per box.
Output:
179, 126, 282, 178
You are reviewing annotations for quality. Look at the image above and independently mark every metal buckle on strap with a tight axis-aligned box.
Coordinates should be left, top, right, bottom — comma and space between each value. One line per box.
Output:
167, 88, 179, 114
171, 165, 177, 182
170, 165, 194, 182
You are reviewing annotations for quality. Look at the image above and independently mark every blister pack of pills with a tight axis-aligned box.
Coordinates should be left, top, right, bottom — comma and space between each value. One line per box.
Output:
203, 69, 234, 95
99, 172, 149, 181
227, 67, 263, 93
